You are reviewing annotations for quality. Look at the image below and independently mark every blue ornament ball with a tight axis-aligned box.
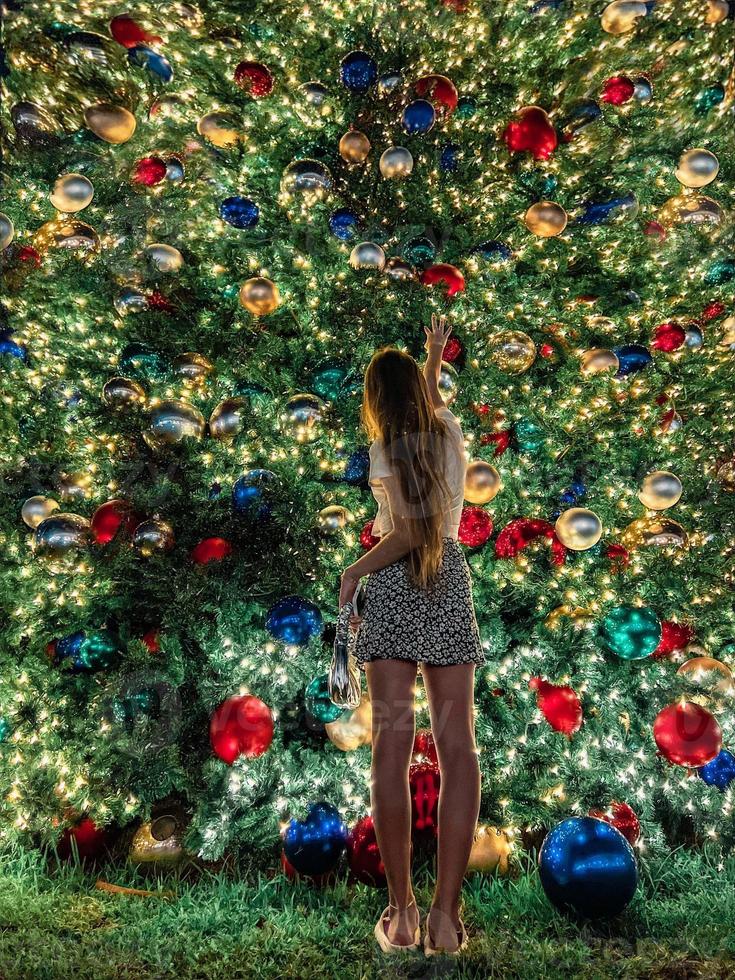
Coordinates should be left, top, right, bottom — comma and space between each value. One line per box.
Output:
233, 468, 277, 519
472, 240, 512, 262
0, 331, 28, 363
344, 447, 369, 485
439, 142, 460, 172
613, 344, 652, 377
539, 817, 638, 918
266, 595, 323, 646
698, 749, 735, 790
129, 44, 174, 82
402, 99, 435, 135
282, 801, 348, 876
340, 51, 377, 93
219, 196, 260, 229
329, 208, 360, 241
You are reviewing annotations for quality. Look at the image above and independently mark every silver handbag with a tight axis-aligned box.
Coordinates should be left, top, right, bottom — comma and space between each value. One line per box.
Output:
328, 583, 362, 709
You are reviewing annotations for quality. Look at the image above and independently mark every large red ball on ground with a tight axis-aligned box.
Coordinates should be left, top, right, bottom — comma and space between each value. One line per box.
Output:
210, 695, 274, 764
409, 761, 440, 835
653, 701, 722, 767
57, 817, 110, 861
347, 816, 386, 886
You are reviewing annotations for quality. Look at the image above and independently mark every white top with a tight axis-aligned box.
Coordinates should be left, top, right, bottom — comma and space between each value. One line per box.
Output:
368, 405, 466, 539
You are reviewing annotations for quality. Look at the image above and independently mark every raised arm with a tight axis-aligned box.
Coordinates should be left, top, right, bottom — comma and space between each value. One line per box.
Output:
423, 313, 452, 409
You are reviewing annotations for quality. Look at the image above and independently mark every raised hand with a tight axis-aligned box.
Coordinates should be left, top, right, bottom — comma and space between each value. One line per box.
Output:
424, 313, 452, 350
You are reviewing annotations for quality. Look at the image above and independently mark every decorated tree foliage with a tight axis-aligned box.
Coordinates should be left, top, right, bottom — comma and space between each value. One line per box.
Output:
1, 0, 734, 870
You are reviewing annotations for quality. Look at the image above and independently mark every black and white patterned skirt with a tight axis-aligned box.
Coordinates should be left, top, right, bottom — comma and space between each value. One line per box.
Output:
354, 538, 485, 670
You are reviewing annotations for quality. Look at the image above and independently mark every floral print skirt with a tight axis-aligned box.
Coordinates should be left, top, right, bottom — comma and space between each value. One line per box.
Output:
353, 538, 485, 670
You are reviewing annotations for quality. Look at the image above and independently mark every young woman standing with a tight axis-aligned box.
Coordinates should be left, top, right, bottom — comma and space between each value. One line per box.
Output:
338, 315, 484, 955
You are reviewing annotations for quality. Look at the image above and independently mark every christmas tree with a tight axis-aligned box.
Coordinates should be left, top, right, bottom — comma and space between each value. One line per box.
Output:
1, 0, 734, 880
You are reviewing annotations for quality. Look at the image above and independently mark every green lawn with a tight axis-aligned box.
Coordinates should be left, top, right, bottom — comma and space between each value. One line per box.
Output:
2, 848, 734, 979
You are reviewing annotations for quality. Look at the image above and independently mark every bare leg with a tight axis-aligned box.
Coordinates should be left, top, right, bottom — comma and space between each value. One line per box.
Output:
365, 659, 419, 945
421, 663, 480, 951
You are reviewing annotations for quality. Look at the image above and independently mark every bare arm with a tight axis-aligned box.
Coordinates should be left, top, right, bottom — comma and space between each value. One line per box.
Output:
423, 313, 452, 409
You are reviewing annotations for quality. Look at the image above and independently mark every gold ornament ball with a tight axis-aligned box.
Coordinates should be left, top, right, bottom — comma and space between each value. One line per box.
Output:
55, 471, 92, 502
716, 459, 735, 492
467, 825, 512, 875
209, 397, 247, 440
197, 111, 240, 147
34, 218, 99, 253
103, 377, 147, 410
555, 508, 602, 551
705, 0, 730, 23
318, 505, 353, 534
379, 146, 413, 179
281, 393, 324, 443
34, 513, 92, 557
438, 362, 458, 405
129, 813, 186, 866
84, 103, 136, 144
524, 201, 567, 237
50, 173, 94, 212
464, 461, 502, 504
147, 400, 205, 445
638, 471, 682, 510
677, 656, 733, 695
675, 149, 720, 188
580, 348, 619, 375
659, 194, 723, 229
601, 0, 648, 33
21, 495, 60, 529
0, 212, 15, 251
349, 241, 385, 271
145, 243, 184, 273
384, 257, 415, 281
339, 129, 371, 164
173, 352, 214, 383
133, 518, 175, 557
490, 330, 537, 373
622, 517, 688, 550
325, 695, 372, 751
239, 277, 280, 316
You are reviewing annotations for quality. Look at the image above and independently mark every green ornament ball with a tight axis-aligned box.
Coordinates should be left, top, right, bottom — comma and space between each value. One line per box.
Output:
79, 630, 122, 671
455, 96, 477, 119
311, 361, 348, 401
598, 606, 661, 660
514, 419, 545, 452
305, 674, 344, 724
694, 83, 725, 116
0, 718, 10, 743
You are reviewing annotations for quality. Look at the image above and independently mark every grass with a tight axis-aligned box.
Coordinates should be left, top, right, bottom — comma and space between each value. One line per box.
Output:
1, 847, 734, 979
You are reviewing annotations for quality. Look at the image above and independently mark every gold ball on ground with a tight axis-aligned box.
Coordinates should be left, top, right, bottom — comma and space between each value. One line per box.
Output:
524, 201, 567, 237
716, 459, 735, 491
239, 277, 280, 316
318, 505, 353, 533
339, 129, 371, 164
555, 508, 602, 550
490, 330, 537, 373
129, 814, 186, 865
172, 353, 214, 383
379, 146, 413, 178
580, 348, 619, 375
325, 695, 372, 751
0, 212, 13, 251
132, 518, 175, 557
464, 461, 501, 504
638, 471, 682, 510
197, 111, 240, 147
601, 0, 648, 33
281, 393, 325, 442
145, 243, 184, 273
467, 825, 512, 874
50, 173, 94, 212
33, 513, 92, 557
675, 149, 719, 188
349, 242, 385, 271
103, 377, 147, 410
84, 103, 136, 143
148, 400, 205, 444
438, 362, 458, 405
21, 495, 59, 529
677, 657, 732, 695
209, 398, 247, 440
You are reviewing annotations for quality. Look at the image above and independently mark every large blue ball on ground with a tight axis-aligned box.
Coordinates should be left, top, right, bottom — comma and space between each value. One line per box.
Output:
539, 817, 638, 918
219, 196, 260, 229
282, 801, 348, 876
340, 51, 377, 93
266, 596, 322, 645
329, 208, 360, 241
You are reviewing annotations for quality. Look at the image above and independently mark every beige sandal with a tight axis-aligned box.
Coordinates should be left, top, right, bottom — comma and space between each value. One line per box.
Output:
423, 907, 468, 957
374, 900, 421, 953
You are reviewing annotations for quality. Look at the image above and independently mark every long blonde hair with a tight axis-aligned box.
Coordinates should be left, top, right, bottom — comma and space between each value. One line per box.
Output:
362, 347, 450, 589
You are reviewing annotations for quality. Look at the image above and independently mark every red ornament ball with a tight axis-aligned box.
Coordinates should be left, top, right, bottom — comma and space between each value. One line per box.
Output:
600, 75, 635, 105
458, 506, 493, 548
653, 620, 694, 659
480, 430, 511, 455
359, 520, 380, 550
442, 335, 463, 363
529, 677, 583, 736
132, 156, 167, 186
502, 106, 557, 161
413, 729, 438, 764
191, 537, 233, 565
606, 543, 630, 572
643, 220, 667, 241
109, 14, 161, 48
91, 499, 139, 545
210, 694, 274, 764
57, 817, 110, 861
588, 802, 640, 846
141, 628, 160, 653
653, 701, 722, 767
147, 291, 176, 313
414, 74, 459, 116
15, 244, 42, 266
702, 301, 725, 321
409, 761, 440, 835
234, 61, 274, 97
652, 321, 686, 352
347, 816, 386, 886
419, 263, 466, 298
